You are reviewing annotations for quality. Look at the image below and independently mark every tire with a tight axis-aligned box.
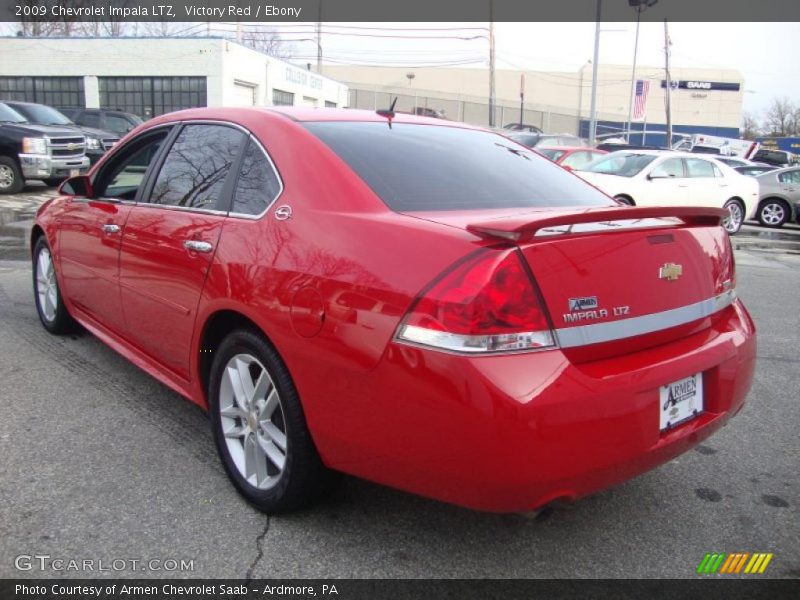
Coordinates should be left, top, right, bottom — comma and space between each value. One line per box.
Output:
614, 195, 635, 206
757, 198, 789, 228
32, 236, 77, 334
0, 155, 24, 194
208, 328, 338, 513
722, 199, 745, 235
42, 178, 65, 188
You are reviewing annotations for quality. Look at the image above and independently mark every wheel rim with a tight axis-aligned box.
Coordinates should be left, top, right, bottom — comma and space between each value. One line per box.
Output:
0, 164, 15, 190
723, 202, 743, 233
35, 248, 58, 322
219, 353, 287, 490
761, 203, 785, 225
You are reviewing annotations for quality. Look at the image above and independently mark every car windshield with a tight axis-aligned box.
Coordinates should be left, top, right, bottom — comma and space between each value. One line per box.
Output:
304, 121, 613, 212
537, 148, 566, 161
12, 104, 72, 126
581, 152, 658, 177
0, 103, 27, 123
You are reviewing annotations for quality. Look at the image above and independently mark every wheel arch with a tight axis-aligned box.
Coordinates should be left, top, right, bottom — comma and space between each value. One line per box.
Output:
30, 224, 45, 257
614, 194, 635, 206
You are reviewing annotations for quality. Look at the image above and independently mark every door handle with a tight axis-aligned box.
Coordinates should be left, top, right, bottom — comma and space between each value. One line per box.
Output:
102, 224, 121, 234
183, 240, 213, 253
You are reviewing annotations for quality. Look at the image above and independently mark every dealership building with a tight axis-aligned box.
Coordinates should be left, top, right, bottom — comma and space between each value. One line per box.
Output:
0, 37, 349, 119
325, 64, 745, 146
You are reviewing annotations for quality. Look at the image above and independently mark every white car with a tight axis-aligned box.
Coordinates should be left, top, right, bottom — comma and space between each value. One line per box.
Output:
575, 150, 759, 234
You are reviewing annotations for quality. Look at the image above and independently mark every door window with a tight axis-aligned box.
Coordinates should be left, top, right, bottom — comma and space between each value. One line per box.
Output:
94, 129, 170, 200
105, 114, 134, 135
231, 139, 282, 216
686, 158, 716, 178
778, 170, 800, 184
149, 124, 245, 210
81, 112, 101, 128
650, 158, 684, 178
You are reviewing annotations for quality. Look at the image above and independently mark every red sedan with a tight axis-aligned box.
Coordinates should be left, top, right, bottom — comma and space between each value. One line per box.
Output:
32, 108, 756, 513
536, 146, 608, 170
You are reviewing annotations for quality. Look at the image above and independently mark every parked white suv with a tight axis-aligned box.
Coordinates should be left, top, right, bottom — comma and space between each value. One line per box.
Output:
575, 150, 759, 234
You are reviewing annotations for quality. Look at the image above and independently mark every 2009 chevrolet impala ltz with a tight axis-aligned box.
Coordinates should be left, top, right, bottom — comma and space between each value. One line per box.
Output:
31, 108, 756, 513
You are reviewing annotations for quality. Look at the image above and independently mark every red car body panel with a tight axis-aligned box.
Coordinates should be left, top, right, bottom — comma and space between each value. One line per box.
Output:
34, 107, 757, 512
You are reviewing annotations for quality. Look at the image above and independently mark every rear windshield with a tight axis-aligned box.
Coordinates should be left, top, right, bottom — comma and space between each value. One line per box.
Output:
304, 122, 613, 212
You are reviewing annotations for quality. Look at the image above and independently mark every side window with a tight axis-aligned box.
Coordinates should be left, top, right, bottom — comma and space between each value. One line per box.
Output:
651, 158, 684, 178
81, 112, 101, 128
561, 151, 592, 169
778, 170, 800, 184
105, 114, 133, 135
686, 159, 716, 178
95, 130, 169, 200
711, 164, 723, 178
150, 124, 244, 210
231, 139, 282, 216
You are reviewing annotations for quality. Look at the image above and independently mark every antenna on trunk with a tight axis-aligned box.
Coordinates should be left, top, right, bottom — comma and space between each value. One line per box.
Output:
376, 97, 398, 126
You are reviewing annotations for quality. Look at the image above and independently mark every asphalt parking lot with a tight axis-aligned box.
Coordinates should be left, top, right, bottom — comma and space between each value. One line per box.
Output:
0, 186, 797, 579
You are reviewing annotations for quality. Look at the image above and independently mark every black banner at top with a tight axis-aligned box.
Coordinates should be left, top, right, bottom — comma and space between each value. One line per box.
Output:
1, 0, 800, 23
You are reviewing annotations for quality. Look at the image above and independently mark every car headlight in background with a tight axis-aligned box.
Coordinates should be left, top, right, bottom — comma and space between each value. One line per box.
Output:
22, 137, 47, 155
86, 137, 101, 150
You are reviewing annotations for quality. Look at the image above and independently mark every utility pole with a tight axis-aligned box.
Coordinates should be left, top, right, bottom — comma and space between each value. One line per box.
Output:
519, 74, 524, 125
664, 19, 673, 148
625, 2, 644, 142
316, 1, 322, 75
588, 0, 602, 144
488, 0, 496, 127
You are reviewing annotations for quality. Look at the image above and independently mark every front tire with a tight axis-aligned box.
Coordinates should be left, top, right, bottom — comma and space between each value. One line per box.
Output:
722, 199, 745, 234
0, 156, 24, 194
208, 328, 338, 513
32, 236, 76, 334
757, 199, 789, 228
614, 195, 635, 206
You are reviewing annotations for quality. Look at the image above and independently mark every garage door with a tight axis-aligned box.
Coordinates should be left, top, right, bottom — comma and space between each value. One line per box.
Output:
231, 82, 257, 107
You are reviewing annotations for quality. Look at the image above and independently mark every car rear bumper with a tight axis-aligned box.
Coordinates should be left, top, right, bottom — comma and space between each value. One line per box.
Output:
312, 299, 756, 512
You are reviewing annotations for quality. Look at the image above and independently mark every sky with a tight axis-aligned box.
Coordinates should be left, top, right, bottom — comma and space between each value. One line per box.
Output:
2, 21, 797, 118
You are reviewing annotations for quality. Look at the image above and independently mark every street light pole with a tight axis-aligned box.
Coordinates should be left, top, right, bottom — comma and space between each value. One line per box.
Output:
588, 0, 602, 145
488, 0, 496, 127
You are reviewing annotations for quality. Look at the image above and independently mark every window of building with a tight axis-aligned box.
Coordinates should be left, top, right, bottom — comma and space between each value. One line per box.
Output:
150, 124, 244, 210
0, 76, 85, 108
325, 101, 337, 108
272, 89, 294, 106
231, 139, 282, 216
98, 77, 207, 119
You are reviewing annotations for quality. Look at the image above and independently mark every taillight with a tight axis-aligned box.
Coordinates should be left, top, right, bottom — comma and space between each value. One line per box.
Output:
395, 248, 556, 353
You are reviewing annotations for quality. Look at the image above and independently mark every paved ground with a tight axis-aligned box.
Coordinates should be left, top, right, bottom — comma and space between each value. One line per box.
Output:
0, 190, 797, 579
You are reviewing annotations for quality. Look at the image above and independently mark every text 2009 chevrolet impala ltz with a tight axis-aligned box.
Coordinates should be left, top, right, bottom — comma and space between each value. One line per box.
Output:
32, 108, 756, 512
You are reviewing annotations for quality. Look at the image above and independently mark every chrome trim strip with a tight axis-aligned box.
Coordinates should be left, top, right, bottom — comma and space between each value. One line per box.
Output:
554, 289, 737, 349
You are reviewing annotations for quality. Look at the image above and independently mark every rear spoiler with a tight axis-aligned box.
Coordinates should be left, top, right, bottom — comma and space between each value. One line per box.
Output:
466, 206, 727, 242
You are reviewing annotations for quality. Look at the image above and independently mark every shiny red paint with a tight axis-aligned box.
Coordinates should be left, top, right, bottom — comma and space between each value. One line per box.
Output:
34, 107, 756, 512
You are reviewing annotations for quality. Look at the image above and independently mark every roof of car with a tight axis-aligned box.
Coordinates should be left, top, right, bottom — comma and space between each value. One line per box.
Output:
537, 146, 599, 152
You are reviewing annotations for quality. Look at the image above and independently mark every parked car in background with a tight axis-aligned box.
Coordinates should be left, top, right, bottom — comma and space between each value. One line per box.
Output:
31, 107, 755, 513
4, 101, 119, 166
59, 107, 144, 137
715, 156, 755, 169
734, 165, 776, 177
752, 166, 800, 228
503, 122, 543, 133
0, 102, 89, 193
751, 148, 797, 168
535, 146, 607, 170
575, 150, 758, 234
672, 134, 759, 159
509, 132, 587, 149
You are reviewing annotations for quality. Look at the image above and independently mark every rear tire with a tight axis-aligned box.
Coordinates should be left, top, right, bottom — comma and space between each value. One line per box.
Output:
0, 156, 24, 194
757, 198, 789, 228
614, 195, 635, 206
208, 328, 338, 513
32, 236, 76, 334
722, 199, 745, 234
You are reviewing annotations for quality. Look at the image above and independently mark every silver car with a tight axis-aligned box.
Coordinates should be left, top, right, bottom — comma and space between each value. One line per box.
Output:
754, 167, 800, 227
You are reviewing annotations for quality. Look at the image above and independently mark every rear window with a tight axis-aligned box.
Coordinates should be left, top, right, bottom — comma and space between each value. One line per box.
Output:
304, 122, 612, 212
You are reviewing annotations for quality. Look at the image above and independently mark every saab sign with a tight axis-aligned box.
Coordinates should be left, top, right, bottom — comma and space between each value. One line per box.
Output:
661, 80, 741, 92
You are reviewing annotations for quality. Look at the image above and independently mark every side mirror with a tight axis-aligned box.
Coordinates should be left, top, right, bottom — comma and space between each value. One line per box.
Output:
59, 175, 94, 198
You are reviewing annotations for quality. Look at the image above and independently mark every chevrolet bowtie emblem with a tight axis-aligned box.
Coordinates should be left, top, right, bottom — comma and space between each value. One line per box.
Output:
659, 263, 683, 281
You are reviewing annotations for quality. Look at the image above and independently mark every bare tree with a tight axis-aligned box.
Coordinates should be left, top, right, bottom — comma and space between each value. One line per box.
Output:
764, 97, 796, 137
240, 26, 294, 59
741, 111, 761, 140
140, 21, 187, 37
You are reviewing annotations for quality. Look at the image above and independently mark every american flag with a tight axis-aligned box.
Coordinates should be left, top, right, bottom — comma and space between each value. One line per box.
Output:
633, 80, 650, 120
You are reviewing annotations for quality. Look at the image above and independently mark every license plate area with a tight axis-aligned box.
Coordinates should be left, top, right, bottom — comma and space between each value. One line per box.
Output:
69, 169, 80, 177
660, 372, 703, 431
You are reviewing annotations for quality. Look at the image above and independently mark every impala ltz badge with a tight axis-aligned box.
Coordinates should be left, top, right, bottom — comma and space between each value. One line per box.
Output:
659, 263, 683, 281
563, 296, 630, 323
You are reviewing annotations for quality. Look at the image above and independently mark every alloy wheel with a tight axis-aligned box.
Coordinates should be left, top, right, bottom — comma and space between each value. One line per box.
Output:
35, 248, 58, 322
0, 164, 14, 190
760, 202, 786, 227
219, 353, 287, 490
723, 201, 743, 234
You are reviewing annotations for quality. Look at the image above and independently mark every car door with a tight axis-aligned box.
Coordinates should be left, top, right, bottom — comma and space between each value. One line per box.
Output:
641, 157, 689, 206
684, 157, 725, 207
58, 127, 171, 334
777, 168, 800, 203
117, 122, 246, 380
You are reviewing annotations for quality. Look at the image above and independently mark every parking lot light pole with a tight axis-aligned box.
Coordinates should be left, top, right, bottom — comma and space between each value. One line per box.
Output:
588, 0, 601, 145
